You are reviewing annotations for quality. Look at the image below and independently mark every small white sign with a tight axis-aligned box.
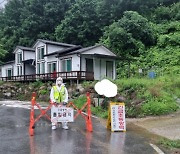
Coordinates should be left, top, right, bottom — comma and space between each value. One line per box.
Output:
51, 106, 74, 123
110, 103, 126, 131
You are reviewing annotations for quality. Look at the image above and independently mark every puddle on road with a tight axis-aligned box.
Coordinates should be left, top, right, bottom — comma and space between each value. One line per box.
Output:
127, 122, 161, 142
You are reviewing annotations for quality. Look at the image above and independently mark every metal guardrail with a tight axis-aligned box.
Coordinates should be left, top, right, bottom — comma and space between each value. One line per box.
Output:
0, 71, 94, 82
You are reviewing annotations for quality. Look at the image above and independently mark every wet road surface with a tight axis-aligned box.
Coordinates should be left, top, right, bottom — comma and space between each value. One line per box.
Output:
0, 103, 159, 154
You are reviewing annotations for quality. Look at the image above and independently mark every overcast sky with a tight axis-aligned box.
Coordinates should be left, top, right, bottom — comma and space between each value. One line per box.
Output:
0, 0, 7, 8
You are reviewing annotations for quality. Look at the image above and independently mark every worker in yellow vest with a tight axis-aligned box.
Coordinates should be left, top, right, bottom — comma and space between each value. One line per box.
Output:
50, 77, 69, 130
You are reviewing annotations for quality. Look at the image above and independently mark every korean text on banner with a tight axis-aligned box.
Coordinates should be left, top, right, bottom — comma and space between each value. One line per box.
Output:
51, 106, 74, 123
110, 102, 126, 132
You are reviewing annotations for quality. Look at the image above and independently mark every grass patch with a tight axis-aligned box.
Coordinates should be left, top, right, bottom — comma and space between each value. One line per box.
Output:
0, 81, 4, 85
91, 106, 108, 119
73, 95, 108, 119
141, 98, 178, 115
114, 76, 180, 117
77, 75, 180, 118
158, 138, 180, 149
39, 89, 49, 95
73, 95, 87, 109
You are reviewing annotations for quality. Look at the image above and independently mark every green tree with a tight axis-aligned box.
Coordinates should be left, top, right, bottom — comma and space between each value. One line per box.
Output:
0, 0, 75, 62
152, 2, 180, 23
55, 0, 102, 47
96, 0, 179, 27
0, 44, 7, 64
100, 11, 156, 57
137, 21, 180, 75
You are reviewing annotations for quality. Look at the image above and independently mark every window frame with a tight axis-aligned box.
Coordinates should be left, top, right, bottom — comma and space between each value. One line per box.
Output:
37, 63, 40, 74
6, 68, 13, 77
48, 62, 57, 73
61, 58, 72, 72
17, 52, 22, 64
37, 46, 45, 60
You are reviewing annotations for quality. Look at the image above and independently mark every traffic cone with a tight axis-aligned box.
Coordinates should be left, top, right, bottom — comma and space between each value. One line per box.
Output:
86, 92, 93, 132
29, 92, 36, 136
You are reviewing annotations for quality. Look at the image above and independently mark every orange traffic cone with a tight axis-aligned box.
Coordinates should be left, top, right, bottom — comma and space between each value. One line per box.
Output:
29, 92, 36, 136
86, 92, 93, 132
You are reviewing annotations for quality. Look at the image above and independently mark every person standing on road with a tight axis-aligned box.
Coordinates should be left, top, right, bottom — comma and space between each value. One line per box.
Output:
50, 77, 69, 130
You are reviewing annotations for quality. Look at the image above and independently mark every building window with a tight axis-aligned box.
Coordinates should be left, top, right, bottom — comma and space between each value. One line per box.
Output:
48, 62, 56, 73
41, 62, 45, 74
6, 68, 13, 77
61, 59, 72, 72
17, 53, 22, 63
17, 66, 23, 76
37, 47, 45, 60
37, 63, 40, 74
37, 62, 45, 74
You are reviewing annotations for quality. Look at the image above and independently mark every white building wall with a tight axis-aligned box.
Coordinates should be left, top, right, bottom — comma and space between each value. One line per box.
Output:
58, 54, 80, 72
14, 49, 23, 76
35, 42, 46, 74
1, 63, 15, 77
0, 67, 2, 77
100, 59, 107, 79
35, 42, 70, 74
81, 55, 116, 80
46, 55, 58, 62
46, 55, 58, 73
94, 58, 100, 80
24, 51, 35, 61
72, 55, 80, 71
113, 61, 116, 79
14, 62, 18, 76
82, 46, 116, 56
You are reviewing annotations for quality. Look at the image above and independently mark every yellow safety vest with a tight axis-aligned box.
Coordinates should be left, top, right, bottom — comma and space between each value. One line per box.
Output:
53, 85, 66, 103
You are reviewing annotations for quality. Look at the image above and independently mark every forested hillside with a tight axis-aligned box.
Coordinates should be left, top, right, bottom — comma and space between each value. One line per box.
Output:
0, 0, 179, 77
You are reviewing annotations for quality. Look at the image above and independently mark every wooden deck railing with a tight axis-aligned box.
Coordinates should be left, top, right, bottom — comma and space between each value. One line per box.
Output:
0, 71, 94, 82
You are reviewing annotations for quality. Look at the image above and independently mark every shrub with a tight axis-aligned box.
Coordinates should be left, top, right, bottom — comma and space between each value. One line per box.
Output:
73, 95, 108, 119
82, 81, 97, 88
73, 95, 87, 109
39, 89, 49, 95
31, 81, 43, 88
141, 98, 179, 115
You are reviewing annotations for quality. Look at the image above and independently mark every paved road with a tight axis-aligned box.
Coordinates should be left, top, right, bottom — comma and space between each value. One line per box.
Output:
0, 101, 159, 154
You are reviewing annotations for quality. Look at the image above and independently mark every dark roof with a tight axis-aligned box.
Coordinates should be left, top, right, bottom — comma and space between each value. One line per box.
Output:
0, 60, 15, 66
57, 45, 102, 57
44, 45, 82, 57
16, 46, 35, 52
80, 53, 127, 60
22, 59, 35, 64
57, 44, 118, 58
34, 39, 76, 48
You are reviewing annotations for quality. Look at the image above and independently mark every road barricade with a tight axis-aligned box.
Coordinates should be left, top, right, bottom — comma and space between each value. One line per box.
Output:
29, 92, 93, 136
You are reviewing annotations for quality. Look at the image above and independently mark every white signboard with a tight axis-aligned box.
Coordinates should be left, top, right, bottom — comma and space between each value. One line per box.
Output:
110, 103, 126, 132
51, 106, 74, 123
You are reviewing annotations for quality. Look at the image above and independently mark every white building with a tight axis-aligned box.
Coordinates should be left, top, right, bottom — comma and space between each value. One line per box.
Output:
0, 61, 15, 78
32, 39, 77, 74
56, 45, 117, 80
13, 46, 35, 76
0, 39, 118, 81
